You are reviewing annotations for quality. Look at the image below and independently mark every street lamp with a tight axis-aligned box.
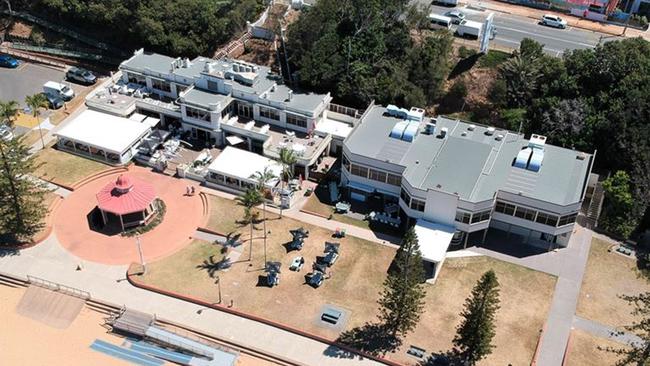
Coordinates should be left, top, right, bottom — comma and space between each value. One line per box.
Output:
136, 235, 146, 274
215, 276, 221, 304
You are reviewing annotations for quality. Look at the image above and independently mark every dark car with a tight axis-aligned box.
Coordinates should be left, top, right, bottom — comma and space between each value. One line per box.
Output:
41, 93, 64, 110
445, 10, 466, 24
66, 66, 97, 84
0, 55, 19, 68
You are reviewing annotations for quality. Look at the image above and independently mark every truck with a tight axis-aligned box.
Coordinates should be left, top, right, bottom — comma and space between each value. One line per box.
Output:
456, 20, 483, 39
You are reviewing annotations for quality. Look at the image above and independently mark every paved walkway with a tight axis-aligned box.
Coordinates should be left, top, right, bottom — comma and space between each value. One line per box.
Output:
0, 235, 386, 366
572, 315, 643, 346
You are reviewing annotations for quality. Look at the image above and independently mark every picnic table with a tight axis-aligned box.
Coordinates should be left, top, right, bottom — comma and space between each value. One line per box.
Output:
367, 211, 401, 227
335, 201, 351, 213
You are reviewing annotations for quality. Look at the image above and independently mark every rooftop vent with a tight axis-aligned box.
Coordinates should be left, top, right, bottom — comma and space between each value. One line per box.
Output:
439, 127, 448, 138
182, 58, 192, 68
461, 131, 467, 136
495, 134, 504, 141
529, 134, 547, 149
576, 152, 587, 160
485, 127, 496, 136
407, 107, 425, 123
468, 124, 476, 131
386, 104, 410, 119
423, 122, 436, 135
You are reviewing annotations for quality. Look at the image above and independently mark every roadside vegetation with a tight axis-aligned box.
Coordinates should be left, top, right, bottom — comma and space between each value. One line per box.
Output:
21, 0, 265, 57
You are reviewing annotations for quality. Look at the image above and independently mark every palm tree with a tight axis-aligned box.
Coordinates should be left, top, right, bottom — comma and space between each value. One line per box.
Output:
0, 100, 20, 128
500, 55, 540, 108
277, 147, 297, 218
251, 167, 276, 267
24, 94, 48, 149
236, 188, 263, 262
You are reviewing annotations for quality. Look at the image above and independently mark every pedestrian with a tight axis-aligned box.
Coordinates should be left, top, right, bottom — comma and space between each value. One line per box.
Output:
191, 186, 196, 195
186, 186, 190, 196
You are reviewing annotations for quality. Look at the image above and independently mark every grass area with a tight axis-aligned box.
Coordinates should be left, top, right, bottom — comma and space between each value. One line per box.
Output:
565, 330, 625, 366
302, 193, 372, 230
577, 238, 650, 328
478, 50, 511, 68
397, 256, 556, 366
33, 147, 109, 187
144, 194, 396, 339
19, 129, 48, 148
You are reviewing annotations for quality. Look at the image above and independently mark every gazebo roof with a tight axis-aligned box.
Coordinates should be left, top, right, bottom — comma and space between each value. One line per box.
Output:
96, 174, 157, 215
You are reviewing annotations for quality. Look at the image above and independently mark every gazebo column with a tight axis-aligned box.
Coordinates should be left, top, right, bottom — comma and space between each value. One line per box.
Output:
100, 209, 107, 226
119, 214, 125, 231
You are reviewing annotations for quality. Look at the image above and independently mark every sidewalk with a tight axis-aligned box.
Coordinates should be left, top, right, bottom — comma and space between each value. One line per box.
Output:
464, 0, 649, 40
0, 235, 387, 366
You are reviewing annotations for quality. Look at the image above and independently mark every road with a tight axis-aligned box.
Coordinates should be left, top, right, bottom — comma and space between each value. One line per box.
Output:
415, 1, 623, 55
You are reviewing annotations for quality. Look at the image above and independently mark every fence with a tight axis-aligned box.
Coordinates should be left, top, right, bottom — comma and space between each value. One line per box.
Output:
10, 42, 122, 64
0, 47, 66, 68
328, 103, 361, 119
27, 275, 91, 300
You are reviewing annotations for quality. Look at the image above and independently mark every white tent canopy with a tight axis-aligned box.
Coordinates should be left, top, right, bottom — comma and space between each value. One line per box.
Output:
414, 219, 455, 263
208, 146, 281, 188
55, 110, 151, 155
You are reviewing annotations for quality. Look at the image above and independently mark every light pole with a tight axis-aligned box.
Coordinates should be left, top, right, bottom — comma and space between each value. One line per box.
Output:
215, 276, 221, 304
4, 1, 11, 15
136, 235, 146, 274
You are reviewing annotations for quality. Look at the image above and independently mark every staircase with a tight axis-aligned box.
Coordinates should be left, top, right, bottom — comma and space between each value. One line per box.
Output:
586, 182, 605, 227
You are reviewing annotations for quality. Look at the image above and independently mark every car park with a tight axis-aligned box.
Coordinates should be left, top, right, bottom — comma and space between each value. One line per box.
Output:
0, 55, 19, 68
42, 92, 64, 110
43, 81, 75, 101
444, 10, 466, 24
541, 14, 567, 29
66, 66, 97, 84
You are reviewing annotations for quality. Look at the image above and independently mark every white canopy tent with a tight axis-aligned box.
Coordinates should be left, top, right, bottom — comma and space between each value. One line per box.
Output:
207, 146, 282, 190
414, 219, 455, 282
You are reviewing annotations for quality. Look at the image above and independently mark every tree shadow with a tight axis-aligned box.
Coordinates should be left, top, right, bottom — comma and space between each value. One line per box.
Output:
448, 53, 481, 80
0, 245, 20, 257
634, 247, 650, 280
418, 350, 460, 366
196, 255, 232, 278
324, 323, 401, 358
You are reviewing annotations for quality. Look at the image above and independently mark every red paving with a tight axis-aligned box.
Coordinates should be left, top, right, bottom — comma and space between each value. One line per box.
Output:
53, 166, 204, 265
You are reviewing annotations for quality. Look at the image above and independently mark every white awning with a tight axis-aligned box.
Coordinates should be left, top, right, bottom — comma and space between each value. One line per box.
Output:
414, 219, 455, 263
129, 112, 147, 122
347, 180, 375, 193
208, 146, 281, 187
142, 116, 160, 128
226, 135, 245, 145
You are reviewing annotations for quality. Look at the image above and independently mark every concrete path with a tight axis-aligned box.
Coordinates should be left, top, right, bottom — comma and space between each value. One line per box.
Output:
0, 234, 387, 366
572, 315, 643, 347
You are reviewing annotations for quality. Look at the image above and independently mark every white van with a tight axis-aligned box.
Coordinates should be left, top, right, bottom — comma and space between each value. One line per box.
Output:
456, 20, 483, 39
434, 0, 459, 6
43, 81, 75, 101
428, 13, 453, 30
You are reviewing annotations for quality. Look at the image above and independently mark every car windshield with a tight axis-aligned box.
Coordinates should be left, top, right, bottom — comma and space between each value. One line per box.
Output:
82, 71, 92, 77
61, 86, 71, 93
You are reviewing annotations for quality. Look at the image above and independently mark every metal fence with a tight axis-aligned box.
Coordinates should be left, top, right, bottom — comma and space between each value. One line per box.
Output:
27, 275, 91, 300
10, 42, 122, 64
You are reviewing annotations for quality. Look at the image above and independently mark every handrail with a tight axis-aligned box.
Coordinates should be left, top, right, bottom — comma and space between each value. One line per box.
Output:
26, 275, 91, 300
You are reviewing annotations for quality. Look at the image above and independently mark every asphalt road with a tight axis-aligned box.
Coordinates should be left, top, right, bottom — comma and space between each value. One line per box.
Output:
416, 1, 623, 55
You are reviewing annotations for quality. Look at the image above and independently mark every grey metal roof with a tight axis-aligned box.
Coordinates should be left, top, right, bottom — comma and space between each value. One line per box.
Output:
173, 57, 211, 80
181, 87, 230, 108
265, 84, 328, 115
121, 52, 177, 75
345, 105, 592, 205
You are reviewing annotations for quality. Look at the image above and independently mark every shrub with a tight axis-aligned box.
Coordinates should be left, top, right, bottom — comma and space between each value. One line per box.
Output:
458, 46, 477, 59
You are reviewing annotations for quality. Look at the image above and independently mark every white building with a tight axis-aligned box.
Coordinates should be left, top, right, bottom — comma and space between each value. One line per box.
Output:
341, 105, 595, 279
206, 146, 282, 194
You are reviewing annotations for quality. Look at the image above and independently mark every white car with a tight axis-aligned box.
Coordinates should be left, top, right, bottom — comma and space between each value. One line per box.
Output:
0, 124, 13, 141
541, 14, 567, 29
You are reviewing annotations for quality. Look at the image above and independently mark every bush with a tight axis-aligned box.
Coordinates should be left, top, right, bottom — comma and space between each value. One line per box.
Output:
458, 46, 477, 59
478, 50, 511, 68
489, 78, 508, 108
29, 27, 46, 46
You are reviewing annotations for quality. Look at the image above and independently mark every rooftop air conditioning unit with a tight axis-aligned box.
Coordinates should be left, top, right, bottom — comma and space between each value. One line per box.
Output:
468, 124, 476, 131
424, 123, 436, 135
440, 127, 448, 138
486, 127, 496, 135
495, 134, 504, 141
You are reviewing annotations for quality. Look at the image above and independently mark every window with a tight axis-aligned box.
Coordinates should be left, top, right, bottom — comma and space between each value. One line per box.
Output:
536, 212, 559, 226
127, 73, 146, 85
207, 80, 219, 92
151, 78, 171, 92
471, 209, 491, 224
221, 102, 234, 118
185, 106, 210, 121
495, 201, 516, 216
455, 211, 471, 224
400, 188, 411, 205
410, 198, 426, 212
368, 169, 387, 183
287, 113, 308, 128
387, 173, 402, 186
558, 213, 578, 226
209, 173, 225, 183
260, 106, 280, 121
342, 155, 350, 172
350, 164, 368, 178
514, 207, 536, 221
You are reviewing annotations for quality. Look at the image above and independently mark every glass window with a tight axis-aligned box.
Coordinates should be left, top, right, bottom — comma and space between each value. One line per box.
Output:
455, 210, 471, 224
536, 212, 559, 226
495, 201, 516, 216
558, 213, 578, 226
514, 206, 536, 221
287, 113, 308, 128
186, 106, 210, 121
260, 106, 280, 121
471, 209, 491, 224
221, 102, 234, 118
151, 78, 171, 92
127, 73, 146, 85
400, 188, 411, 205
368, 169, 387, 183
387, 173, 402, 186
410, 198, 425, 212
350, 164, 368, 178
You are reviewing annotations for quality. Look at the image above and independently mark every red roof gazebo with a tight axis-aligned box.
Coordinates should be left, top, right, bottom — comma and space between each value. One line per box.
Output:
96, 174, 158, 231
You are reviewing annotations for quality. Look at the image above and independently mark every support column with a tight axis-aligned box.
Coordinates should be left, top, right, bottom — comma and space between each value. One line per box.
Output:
302, 164, 309, 181
481, 228, 488, 246
100, 209, 107, 226
119, 215, 124, 232
463, 232, 469, 249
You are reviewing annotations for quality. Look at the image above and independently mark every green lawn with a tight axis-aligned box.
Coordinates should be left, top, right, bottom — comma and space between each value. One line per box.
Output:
478, 49, 511, 68
33, 147, 110, 187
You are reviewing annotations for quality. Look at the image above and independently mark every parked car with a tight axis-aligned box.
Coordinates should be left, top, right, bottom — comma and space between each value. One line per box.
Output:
0, 124, 14, 141
428, 13, 453, 30
43, 81, 75, 101
290, 256, 305, 271
0, 55, 19, 68
42, 92, 64, 110
66, 66, 97, 84
541, 14, 567, 29
445, 10, 466, 24
433, 0, 458, 6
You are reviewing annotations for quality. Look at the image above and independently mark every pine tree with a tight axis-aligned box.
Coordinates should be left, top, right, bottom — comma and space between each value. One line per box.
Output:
453, 270, 501, 365
0, 136, 48, 244
603, 292, 650, 365
377, 227, 426, 339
